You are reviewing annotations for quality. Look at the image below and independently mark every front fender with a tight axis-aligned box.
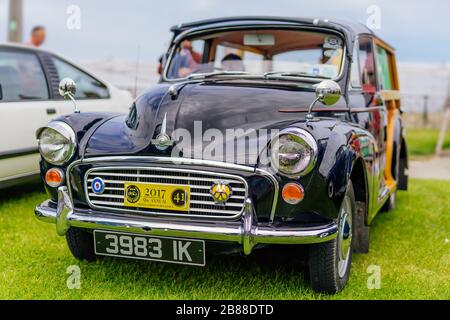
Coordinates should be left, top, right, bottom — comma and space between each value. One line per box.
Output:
274, 122, 375, 223
38, 112, 120, 201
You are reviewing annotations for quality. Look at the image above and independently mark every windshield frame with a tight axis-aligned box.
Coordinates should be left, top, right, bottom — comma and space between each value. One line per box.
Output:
162, 25, 348, 83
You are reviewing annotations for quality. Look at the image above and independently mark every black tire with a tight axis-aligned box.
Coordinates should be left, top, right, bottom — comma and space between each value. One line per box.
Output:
353, 201, 370, 254
382, 141, 401, 212
398, 155, 408, 191
383, 189, 397, 212
309, 183, 355, 294
66, 228, 97, 262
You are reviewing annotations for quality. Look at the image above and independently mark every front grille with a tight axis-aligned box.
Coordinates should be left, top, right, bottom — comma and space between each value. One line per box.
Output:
84, 167, 248, 219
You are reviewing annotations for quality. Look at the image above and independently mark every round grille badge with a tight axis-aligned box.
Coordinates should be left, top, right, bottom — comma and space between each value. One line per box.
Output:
126, 185, 141, 204
210, 181, 233, 205
92, 177, 105, 194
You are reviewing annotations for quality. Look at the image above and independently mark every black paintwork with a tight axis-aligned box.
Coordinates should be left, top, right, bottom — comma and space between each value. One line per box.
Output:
40, 17, 407, 227
170, 16, 375, 37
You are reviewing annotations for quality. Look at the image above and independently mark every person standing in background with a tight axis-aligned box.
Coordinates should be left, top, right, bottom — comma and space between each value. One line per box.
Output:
158, 40, 202, 76
25, 26, 46, 47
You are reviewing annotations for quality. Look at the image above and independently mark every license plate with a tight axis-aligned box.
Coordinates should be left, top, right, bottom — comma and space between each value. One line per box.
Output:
123, 182, 190, 212
94, 230, 205, 266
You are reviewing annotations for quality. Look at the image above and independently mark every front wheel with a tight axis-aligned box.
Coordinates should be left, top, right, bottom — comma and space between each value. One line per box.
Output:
308, 183, 355, 294
66, 228, 97, 262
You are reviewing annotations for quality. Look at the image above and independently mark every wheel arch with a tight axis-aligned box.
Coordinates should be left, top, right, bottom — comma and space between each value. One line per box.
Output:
350, 156, 369, 223
398, 136, 409, 190
349, 156, 371, 253
350, 158, 369, 215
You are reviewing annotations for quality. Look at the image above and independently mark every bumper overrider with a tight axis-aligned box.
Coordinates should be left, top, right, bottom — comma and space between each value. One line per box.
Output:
35, 186, 338, 255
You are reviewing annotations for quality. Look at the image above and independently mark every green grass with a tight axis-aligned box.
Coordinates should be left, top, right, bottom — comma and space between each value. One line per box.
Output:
0, 180, 449, 300
407, 128, 450, 157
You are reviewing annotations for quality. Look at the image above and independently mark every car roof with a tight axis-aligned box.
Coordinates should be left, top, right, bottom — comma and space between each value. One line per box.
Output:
171, 16, 375, 36
0, 42, 114, 88
0, 42, 53, 54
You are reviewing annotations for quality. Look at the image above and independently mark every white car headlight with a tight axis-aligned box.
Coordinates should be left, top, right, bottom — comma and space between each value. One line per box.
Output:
270, 128, 318, 176
37, 122, 77, 165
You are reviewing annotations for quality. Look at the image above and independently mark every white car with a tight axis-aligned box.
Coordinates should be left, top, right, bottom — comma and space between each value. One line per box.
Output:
0, 43, 133, 188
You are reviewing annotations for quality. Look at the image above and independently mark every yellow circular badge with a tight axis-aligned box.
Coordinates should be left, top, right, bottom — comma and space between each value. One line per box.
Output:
126, 185, 141, 204
210, 182, 233, 205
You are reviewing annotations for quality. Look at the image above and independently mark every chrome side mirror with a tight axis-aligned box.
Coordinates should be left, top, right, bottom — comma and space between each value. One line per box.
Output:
315, 80, 341, 106
306, 80, 342, 121
59, 78, 80, 113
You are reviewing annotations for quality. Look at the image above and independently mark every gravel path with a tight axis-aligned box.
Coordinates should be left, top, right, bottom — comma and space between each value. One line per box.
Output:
409, 156, 450, 181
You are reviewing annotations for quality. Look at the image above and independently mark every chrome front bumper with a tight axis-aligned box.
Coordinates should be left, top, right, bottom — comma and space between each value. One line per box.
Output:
35, 186, 338, 255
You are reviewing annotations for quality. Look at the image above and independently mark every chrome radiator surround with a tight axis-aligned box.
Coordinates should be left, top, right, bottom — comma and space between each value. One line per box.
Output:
84, 166, 248, 219
66, 156, 280, 222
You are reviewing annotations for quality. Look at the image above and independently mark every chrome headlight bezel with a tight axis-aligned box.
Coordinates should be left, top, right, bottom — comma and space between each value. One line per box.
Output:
37, 121, 77, 166
270, 128, 318, 177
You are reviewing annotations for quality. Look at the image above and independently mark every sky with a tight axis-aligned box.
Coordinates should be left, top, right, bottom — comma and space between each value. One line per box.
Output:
0, 0, 449, 63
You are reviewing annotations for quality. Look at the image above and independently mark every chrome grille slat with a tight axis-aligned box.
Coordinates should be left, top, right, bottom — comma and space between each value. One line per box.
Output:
190, 200, 243, 207
88, 193, 124, 199
88, 191, 246, 203
89, 173, 242, 184
85, 166, 248, 219
87, 180, 246, 193
88, 200, 242, 215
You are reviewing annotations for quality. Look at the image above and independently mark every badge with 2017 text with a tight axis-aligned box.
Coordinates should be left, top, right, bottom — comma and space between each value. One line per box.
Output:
124, 182, 190, 212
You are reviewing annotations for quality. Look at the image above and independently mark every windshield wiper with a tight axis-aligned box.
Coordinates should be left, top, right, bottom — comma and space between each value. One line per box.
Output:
186, 71, 251, 80
264, 71, 323, 79
167, 71, 253, 99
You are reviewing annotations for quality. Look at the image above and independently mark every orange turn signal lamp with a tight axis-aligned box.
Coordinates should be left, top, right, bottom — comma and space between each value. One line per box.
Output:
45, 168, 65, 188
282, 183, 305, 205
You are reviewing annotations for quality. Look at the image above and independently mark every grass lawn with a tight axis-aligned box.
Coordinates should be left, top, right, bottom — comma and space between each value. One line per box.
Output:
0, 180, 449, 300
407, 128, 450, 157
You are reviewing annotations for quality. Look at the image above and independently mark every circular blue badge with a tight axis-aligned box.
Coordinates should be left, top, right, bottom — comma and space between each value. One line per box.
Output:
92, 177, 105, 194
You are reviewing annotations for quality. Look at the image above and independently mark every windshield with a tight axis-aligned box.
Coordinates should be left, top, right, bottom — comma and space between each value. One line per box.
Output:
166, 29, 345, 80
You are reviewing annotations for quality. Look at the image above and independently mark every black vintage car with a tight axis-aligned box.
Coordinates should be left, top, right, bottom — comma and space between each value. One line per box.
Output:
35, 17, 408, 293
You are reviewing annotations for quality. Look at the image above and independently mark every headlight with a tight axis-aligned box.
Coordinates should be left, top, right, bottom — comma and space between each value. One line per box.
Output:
37, 122, 76, 165
270, 128, 317, 176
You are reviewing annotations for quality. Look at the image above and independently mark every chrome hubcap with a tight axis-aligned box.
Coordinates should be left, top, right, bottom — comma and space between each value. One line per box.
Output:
337, 195, 353, 278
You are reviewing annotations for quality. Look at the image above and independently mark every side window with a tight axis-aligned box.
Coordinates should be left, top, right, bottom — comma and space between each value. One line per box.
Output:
350, 41, 361, 88
0, 50, 49, 102
375, 46, 394, 90
167, 40, 205, 79
52, 57, 109, 99
358, 38, 377, 94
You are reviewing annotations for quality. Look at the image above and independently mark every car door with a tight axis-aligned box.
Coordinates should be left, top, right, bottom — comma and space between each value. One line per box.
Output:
48, 55, 117, 115
374, 42, 402, 195
0, 48, 55, 182
348, 37, 388, 218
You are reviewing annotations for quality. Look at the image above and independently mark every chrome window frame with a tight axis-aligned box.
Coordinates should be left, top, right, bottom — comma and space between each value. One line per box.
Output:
349, 38, 362, 90
162, 25, 348, 84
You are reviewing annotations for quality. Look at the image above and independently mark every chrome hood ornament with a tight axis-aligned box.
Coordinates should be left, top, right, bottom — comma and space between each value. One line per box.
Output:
151, 113, 174, 150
